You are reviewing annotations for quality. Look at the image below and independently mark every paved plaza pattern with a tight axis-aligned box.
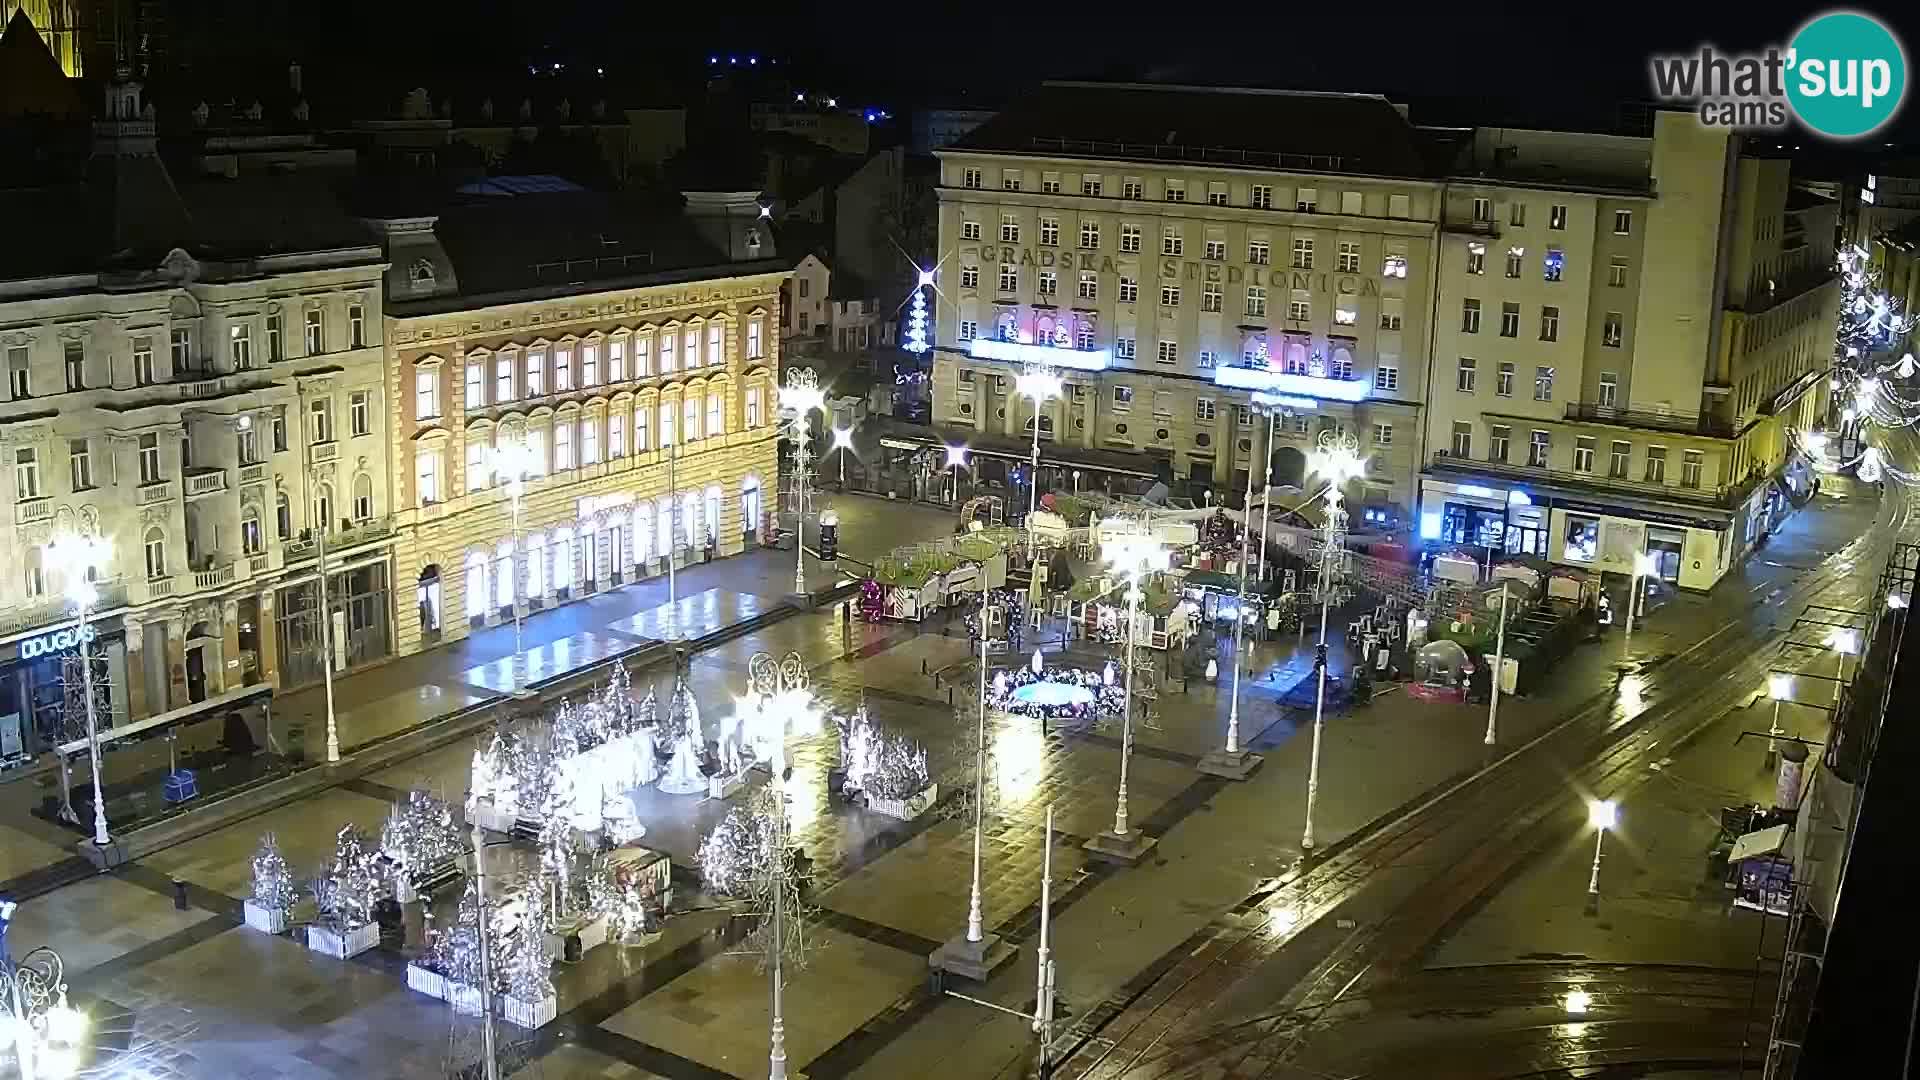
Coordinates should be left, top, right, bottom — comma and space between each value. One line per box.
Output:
0, 489, 1888, 1079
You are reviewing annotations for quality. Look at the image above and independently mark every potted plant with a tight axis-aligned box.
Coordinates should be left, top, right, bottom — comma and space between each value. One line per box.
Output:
243, 833, 296, 934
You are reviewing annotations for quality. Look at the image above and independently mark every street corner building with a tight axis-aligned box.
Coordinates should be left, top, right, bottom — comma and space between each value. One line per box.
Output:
926, 83, 1838, 591
375, 186, 787, 658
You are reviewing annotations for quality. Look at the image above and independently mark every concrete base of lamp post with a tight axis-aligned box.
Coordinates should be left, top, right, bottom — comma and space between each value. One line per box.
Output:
78, 837, 130, 869
1083, 829, 1159, 866
928, 931, 1018, 982
1196, 749, 1265, 781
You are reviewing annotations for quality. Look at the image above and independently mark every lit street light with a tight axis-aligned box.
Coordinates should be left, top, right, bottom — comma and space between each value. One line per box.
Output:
1086, 522, 1170, 864
1587, 798, 1618, 897
1828, 627, 1860, 708
1484, 580, 1512, 747
781, 370, 827, 596
944, 444, 969, 504
42, 532, 113, 848
831, 425, 855, 487
1766, 673, 1793, 769
1198, 415, 1267, 780
1014, 366, 1064, 560
486, 438, 542, 697
1301, 432, 1365, 852
1622, 551, 1658, 657
0, 899, 87, 1080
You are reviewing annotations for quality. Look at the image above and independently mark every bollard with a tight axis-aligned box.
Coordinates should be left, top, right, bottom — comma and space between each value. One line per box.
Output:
172, 879, 189, 910
922, 658, 929, 675
948, 686, 955, 706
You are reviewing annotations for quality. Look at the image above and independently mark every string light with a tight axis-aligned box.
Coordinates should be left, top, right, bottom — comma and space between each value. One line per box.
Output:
903, 268, 933, 355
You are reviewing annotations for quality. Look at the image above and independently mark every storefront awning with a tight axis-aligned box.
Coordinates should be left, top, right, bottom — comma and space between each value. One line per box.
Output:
59, 682, 273, 756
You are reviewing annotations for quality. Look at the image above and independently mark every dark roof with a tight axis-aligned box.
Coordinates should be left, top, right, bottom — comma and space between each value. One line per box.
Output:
422, 189, 751, 299
1786, 187, 1836, 212
948, 82, 1434, 179
0, 10, 85, 120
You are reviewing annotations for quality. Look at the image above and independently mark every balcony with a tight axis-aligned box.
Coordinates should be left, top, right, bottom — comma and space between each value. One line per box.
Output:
192, 562, 237, 591
311, 441, 339, 464
15, 497, 52, 525
1442, 218, 1501, 238
1561, 402, 1737, 439
137, 481, 174, 505
184, 469, 228, 498
146, 576, 176, 599
239, 463, 268, 486
1427, 453, 1746, 508
249, 554, 271, 574
0, 580, 128, 637
281, 515, 394, 564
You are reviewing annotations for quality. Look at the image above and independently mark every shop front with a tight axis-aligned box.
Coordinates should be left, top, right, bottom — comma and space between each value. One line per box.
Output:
275, 557, 394, 689
0, 616, 132, 768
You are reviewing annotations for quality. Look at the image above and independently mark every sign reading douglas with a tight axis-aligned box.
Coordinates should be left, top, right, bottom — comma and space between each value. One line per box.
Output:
1649, 11, 1907, 138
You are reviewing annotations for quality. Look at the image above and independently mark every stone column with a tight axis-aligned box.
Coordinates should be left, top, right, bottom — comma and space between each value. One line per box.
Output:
257, 589, 281, 688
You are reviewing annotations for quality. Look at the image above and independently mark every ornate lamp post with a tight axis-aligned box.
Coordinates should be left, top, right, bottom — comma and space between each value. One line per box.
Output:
781, 370, 826, 596
43, 532, 112, 848
737, 652, 824, 1080
1014, 366, 1063, 560
485, 438, 542, 697
1586, 799, 1618, 897
1085, 521, 1170, 865
0, 899, 87, 1080
1300, 431, 1365, 853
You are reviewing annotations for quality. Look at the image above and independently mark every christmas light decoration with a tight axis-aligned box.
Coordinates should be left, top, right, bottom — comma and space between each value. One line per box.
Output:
314, 825, 383, 931
381, 790, 465, 883
904, 272, 932, 355
840, 707, 931, 800
250, 833, 297, 911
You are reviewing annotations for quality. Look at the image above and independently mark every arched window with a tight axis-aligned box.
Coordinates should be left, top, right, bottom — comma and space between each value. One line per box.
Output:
632, 502, 654, 562
1284, 340, 1309, 375
352, 473, 374, 521
707, 391, 725, 437
704, 484, 722, 545
408, 258, 436, 288
551, 526, 574, 590
682, 491, 701, 549
241, 506, 263, 554
740, 475, 762, 537
997, 312, 1019, 341
23, 547, 46, 598
312, 482, 334, 534
143, 527, 167, 579
275, 492, 292, 539
464, 549, 488, 618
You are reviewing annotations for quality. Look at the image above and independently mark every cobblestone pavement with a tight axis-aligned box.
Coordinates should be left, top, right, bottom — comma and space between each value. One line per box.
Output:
6, 485, 1885, 1080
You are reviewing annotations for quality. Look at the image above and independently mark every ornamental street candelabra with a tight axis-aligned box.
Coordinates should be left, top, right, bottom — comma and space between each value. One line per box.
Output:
43, 532, 112, 848
486, 438, 543, 697
1014, 365, 1063, 561
1084, 517, 1170, 866
0, 899, 88, 1080
1300, 431, 1365, 853
781, 369, 826, 596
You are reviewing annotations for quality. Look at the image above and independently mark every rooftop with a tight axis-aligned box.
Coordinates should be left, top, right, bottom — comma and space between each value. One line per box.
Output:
946, 82, 1435, 179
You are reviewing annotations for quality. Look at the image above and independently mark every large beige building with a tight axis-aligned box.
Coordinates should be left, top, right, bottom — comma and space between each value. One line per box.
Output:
931, 83, 1437, 515
0, 71, 395, 762
1423, 114, 1838, 591
371, 189, 787, 656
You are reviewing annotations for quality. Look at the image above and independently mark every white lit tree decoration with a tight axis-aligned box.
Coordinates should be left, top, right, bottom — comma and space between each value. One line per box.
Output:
903, 267, 933, 355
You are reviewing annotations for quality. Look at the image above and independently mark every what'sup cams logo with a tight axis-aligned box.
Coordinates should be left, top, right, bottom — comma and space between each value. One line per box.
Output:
1649, 10, 1908, 138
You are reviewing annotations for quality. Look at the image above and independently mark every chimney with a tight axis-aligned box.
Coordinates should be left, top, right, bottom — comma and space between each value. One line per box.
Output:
288, 60, 303, 95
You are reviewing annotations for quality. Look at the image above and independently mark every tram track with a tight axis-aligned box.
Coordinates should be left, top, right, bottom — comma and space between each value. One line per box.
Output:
1051, 486, 1908, 1080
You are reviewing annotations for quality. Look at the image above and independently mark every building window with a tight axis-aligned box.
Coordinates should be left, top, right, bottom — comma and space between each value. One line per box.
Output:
962, 220, 982, 241
608, 339, 626, 381
138, 433, 161, 483
242, 510, 263, 555
707, 393, 724, 437
1598, 371, 1618, 406
1608, 440, 1631, 479
959, 265, 979, 290
1152, 391, 1173, 417
1207, 181, 1228, 206
134, 336, 155, 385
4, 348, 28, 399
1003, 171, 1021, 192
1038, 216, 1059, 247
68, 437, 93, 490
1472, 197, 1492, 222
1489, 425, 1511, 462
1296, 188, 1317, 212
529, 348, 551, 394
1112, 385, 1133, 410
352, 473, 373, 520
1450, 421, 1472, 457
1291, 237, 1314, 268
1466, 242, 1485, 275
1245, 285, 1266, 317
1608, 258, 1629, 288
634, 335, 653, 376
1163, 179, 1185, 202
582, 416, 602, 464
348, 304, 366, 348
1564, 514, 1598, 561
958, 320, 977, 342
1195, 398, 1216, 422
1682, 449, 1703, 488
1462, 299, 1481, 334
1499, 302, 1520, 337
1534, 365, 1555, 401
266, 315, 283, 361
219, 326, 250, 373
1380, 299, 1403, 331
1288, 297, 1310, 322
1334, 306, 1357, 326
1337, 242, 1360, 273
1077, 323, 1095, 351
1251, 185, 1273, 209
1081, 176, 1103, 196
1078, 271, 1098, 300
1373, 423, 1393, 447
1456, 357, 1477, 393
309, 397, 333, 444
555, 346, 574, 391
1496, 361, 1515, 397
1510, 200, 1528, 227
582, 343, 600, 385
525, 429, 546, 473
416, 447, 441, 503
748, 318, 765, 359
1528, 429, 1550, 467
1247, 240, 1270, 265
1123, 177, 1143, 199
1162, 229, 1183, 256
1383, 252, 1408, 278
1038, 270, 1057, 296
304, 309, 324, 354
276, 493, 292, 539
1116, 337, 1136, 360
1120, 224, 1141, 253
497, 355, 516, 400
1000, 214, 1020, 243
415, 368, 439, 419
1549, 204, 1568, 230
350, 390, 370, 436
466, 441, 488, 491
1079, 221, 1100, 249
1613, 209, 1633, 234
1544, 249, 1565, 282
1505, 247, 1524, 278
1338, 190, 1362, 215
1645, 446, 1667, 483
171, 328, 192, 372
1574, 437, 1595, 472
272, 406, 288, 452
1042, 173, 1062, 194
144, 528, 166, 579
13, 448, 39, 499
1540, 306, 1560, 341
635, 405, 652, 450
1196, 350, 1217, 369
1375, 362, 1399, 392
1161, 285, 1181, 307
963, 167, 982, 189
1201, 282, 1222, 312
1602, 312, 1623, 347
999, 265, 1019, 292
1156, 340, 1179, 365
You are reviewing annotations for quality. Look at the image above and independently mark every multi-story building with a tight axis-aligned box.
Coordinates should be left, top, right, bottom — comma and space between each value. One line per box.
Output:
930, 83, 1439, 514
1422, 114, 1838, 591
371, 187, 786, 657
0, 68, 393, 763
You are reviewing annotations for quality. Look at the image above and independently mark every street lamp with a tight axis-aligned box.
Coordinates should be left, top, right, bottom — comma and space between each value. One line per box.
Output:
781, 369, 827, 597
1587, 798, 1618, 897
1086, 522, 1170, 864
296, 382, 342, 764
943, 444, 969, 504
43, 532, 112, 848
1014, 366, 1064, 560
486, 439, 542, 697
0, 900, 87, 1080
1484, 580, 1512, 747
1199, 432, 1265, 780
1623, 551, 1658, 656
831, 426, 855, 487
933, 555, 1012, 978
1300, 432, 1365, 852
1828, 627, 1860, 708
1766, 673, 1793, 769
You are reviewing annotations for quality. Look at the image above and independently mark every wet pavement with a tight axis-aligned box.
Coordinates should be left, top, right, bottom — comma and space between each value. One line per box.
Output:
3, 483, 1899, 1080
